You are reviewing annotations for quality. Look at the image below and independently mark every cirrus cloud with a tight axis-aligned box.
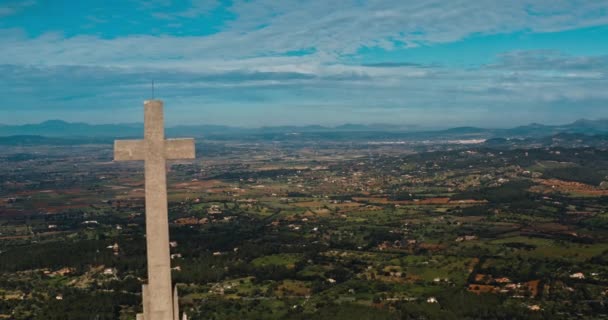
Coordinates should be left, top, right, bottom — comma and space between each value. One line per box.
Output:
0, 0, 607, 127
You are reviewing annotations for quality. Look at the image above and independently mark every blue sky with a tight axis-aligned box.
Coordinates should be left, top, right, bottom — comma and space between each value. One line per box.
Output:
1, 0, 608, 128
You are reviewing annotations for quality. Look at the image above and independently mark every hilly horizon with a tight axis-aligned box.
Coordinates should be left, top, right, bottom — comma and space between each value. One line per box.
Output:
2, 118, 608, 139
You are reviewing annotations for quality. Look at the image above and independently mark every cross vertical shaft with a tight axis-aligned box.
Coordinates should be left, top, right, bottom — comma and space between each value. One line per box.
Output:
114, 100, 196, 320
143, 100, 173, 320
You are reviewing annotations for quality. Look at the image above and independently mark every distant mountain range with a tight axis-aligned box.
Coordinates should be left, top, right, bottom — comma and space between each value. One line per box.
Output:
1, 119, 608, 140
0, 120, 417, 138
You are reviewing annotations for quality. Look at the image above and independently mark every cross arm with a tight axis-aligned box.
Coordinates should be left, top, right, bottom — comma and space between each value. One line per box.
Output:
165, 138, 196, 160
114, 139, 145, 161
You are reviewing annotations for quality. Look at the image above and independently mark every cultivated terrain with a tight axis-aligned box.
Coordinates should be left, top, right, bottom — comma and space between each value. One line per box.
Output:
2, 121, 608, 319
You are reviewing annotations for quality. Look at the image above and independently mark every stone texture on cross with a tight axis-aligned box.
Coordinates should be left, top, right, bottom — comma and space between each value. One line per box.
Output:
114, 100, 195, 320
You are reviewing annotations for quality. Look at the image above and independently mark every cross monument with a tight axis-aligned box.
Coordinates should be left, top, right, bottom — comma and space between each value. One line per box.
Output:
114, 100, 195, 320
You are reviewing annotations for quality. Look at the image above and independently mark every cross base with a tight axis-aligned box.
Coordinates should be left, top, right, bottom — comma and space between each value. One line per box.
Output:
136, 285, 186, 320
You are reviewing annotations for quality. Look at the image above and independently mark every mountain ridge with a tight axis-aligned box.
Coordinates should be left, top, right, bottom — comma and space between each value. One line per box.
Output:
1, 118, 608, 139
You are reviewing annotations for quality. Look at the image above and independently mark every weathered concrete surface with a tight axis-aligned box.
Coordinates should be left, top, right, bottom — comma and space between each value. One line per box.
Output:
114, 100, 195, 320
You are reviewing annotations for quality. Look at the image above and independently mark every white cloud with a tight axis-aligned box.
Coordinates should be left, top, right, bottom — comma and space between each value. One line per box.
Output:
2, 0, 608, 68
490, 50, 608, 72
1, 0, 607, 126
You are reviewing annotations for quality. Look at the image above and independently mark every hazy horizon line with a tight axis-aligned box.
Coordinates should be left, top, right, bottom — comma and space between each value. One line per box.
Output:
1, 117, 606, 132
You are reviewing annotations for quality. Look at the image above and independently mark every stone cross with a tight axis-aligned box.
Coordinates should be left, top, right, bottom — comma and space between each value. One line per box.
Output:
114, 100, 195, 320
